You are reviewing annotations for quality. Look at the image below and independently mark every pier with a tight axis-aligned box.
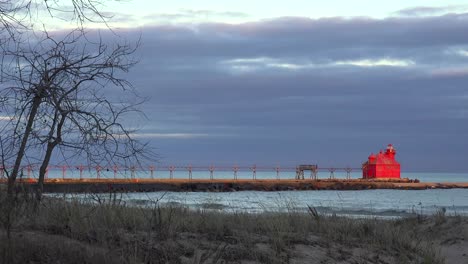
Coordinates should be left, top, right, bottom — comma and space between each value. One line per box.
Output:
1, 178, 468, 193
0, 164, 467, 193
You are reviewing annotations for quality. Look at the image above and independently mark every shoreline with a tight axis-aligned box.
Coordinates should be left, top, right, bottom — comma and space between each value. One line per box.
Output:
1, 192, 466, 263
2, 178, 468, 193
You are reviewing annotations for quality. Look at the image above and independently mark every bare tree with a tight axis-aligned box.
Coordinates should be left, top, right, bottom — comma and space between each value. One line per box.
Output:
1, 0, 126, 79
0, 29, 148, 198
0, 1, 150, 199
1, 1, 113, 25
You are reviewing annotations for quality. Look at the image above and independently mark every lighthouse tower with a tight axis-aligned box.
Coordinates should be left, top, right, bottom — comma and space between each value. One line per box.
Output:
362, 144, 400, 179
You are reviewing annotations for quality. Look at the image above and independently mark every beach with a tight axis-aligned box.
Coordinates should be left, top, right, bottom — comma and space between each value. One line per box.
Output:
1, 191, 467, 263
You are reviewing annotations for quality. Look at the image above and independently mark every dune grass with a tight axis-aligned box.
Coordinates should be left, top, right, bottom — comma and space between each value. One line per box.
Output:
0, 190, 451, 263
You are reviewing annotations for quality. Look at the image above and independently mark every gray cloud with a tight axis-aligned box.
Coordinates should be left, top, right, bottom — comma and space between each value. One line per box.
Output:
90, 12, 468, 171
99, 11, 139, 24
108, 13, 468, 79
143, 9, 249, 23
395, 5, 468, 16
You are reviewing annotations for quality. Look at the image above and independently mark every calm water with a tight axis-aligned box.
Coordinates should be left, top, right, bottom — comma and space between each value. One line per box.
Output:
43, 171, 468, 218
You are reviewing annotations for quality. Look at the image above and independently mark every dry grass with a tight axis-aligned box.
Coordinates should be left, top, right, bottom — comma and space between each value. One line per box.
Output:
0, 190, 459, 263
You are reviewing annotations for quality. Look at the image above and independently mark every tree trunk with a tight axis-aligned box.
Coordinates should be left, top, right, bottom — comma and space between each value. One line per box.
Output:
36, 142, 55, 201
7, 95, 42, 195
36, 113, 65, 201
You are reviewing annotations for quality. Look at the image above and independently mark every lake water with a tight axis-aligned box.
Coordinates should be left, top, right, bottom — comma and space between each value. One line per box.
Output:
117, 189, 468, 218
42, 171, 468, 218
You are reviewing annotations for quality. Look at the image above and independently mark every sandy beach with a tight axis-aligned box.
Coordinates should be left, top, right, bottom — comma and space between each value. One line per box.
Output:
1, 191, 467, 263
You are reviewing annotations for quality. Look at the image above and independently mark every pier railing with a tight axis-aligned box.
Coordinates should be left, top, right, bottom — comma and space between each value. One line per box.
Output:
0, 164, 363, 181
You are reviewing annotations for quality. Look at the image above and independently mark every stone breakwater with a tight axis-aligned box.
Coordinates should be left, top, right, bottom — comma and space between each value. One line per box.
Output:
2, 178, 468, 193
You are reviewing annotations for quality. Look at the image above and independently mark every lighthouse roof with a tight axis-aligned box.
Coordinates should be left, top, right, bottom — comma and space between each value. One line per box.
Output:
367, 150, 398, 165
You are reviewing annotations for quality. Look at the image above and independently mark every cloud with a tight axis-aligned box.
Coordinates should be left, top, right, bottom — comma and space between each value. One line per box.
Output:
177, 9, 249, 18
123, 13, 468, 67
130, 133, 211, 139
143, 9, 249, 24
42, 12, 468, 171
457, 49, 468, 57
430, 67, 468, 78
99, 11, 138, 24
218, 57, 414, 73
334, 59, 415, 67
394, 5, 468, 16
220, 57, 317, 72
0, 116, 13, 121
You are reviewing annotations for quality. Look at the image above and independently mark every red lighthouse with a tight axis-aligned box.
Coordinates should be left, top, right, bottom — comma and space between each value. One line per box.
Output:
362, 144, 400, 179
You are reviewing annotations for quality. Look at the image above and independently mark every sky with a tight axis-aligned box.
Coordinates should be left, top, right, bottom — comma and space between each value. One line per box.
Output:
45, 1, 468, 171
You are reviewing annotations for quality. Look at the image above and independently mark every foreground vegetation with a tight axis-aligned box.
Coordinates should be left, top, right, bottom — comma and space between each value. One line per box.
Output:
0, 190, 466, 263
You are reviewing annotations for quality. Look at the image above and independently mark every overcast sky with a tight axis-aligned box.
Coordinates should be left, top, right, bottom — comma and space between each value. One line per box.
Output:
49, 1, 468, 172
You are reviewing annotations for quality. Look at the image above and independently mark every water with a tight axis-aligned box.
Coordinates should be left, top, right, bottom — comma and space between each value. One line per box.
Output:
36, 170, 468, 218
409, 172, 468, 183
110, 188, 467, 217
